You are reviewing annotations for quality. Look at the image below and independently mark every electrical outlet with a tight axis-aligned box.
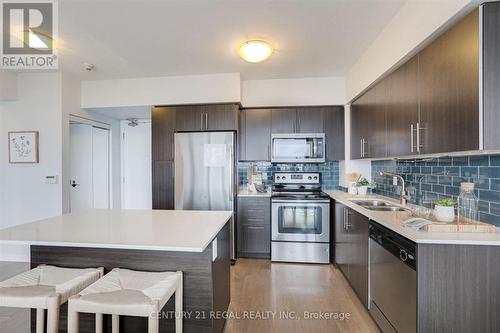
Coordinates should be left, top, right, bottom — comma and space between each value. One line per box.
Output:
393, 176, 398, 186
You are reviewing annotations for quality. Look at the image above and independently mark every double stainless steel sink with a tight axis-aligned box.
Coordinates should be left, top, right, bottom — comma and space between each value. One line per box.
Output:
350, 199, 410, 212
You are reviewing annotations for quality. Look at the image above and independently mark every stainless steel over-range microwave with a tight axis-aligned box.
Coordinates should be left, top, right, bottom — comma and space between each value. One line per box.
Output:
271, 133, 325, 163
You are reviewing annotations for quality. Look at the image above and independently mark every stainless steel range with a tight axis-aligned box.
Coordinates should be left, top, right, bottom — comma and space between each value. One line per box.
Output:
271, 172, 330, 263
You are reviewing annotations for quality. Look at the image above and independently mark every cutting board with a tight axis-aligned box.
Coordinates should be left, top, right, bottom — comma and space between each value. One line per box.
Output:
422, 218, 496, 233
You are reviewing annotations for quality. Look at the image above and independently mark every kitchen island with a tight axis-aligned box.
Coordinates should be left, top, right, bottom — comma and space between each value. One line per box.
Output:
0, 209, 232, 333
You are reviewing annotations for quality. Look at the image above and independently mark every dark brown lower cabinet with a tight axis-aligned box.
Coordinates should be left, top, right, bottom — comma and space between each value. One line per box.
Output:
237, 196, 271, 259
334, 203, 369, 307
417, 243, 500, 333
152, 161, 174, 209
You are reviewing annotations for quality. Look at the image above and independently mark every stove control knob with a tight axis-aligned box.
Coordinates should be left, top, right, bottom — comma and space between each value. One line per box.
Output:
282, 176, 286, 180
313, 176, 318, 180
308, 176, 312, 180
276, 176, 281, 180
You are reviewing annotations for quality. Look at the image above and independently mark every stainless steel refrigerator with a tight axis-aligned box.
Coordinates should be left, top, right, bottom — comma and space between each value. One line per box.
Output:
174, 131, 236, 260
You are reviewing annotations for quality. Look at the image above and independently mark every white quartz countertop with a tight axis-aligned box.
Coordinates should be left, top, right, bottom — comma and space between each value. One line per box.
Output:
237, 189, 272, 197
326, 190, 500, 246
0, 209, 232, 252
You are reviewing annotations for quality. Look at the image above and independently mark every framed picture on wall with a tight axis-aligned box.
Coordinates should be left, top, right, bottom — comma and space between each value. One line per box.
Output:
8, 131, 39, 163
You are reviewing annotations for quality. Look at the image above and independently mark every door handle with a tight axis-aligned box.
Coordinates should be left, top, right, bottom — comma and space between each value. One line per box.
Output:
71, 180, 80, 188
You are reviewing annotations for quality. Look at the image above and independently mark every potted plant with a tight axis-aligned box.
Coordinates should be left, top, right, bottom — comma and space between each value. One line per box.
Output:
433, 198, 457, 222
356, 178, 371, 196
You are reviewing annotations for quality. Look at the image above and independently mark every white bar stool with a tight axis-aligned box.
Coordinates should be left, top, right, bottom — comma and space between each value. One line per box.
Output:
0, 265, 103, 333
68, 268, 183, 333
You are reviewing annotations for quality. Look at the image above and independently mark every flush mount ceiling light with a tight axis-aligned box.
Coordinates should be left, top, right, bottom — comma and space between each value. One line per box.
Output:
238, 40, 273, 63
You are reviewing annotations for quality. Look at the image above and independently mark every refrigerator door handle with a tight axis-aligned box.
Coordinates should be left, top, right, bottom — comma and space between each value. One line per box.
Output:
228, 144, 234, 202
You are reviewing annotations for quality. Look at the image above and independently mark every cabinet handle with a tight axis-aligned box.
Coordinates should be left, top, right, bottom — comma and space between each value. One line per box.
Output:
171, 143, 174, 160
248, 226, 264, 230
410, 124, 414, 153
417, 122, 425, 153
200, 113, 204, 130
361, 139, 367, 158
343, 208, 347, 230
268, 144, 271, 160
205, 113, 208, 130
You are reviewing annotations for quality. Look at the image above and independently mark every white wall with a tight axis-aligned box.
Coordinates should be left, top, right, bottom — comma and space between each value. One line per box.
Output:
81, 73, 241, 108
346, 0, 479, 101
241, 77, 345, 107
0, 71, 18, 101
0, 73, 63, 261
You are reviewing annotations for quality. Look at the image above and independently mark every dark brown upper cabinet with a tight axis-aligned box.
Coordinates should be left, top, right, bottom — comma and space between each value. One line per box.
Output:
239, 108, 272, 161
385, 56, 419, 157
481, 2, 500, 150
351, 81, 387, 159
351, 7, 484, 159
152, 106, 176, 162
271, 107, 334, 134
271, 108, 296, 133
323, 106, 345, 161
175, 104, 239, 132
296, 107, 324, 133
418, 9, 479, 154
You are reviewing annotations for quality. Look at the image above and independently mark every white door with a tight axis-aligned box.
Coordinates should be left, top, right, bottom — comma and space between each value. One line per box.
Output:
70, 123, 110, 213
92, 127, 110, 208
121, 120, 152, 209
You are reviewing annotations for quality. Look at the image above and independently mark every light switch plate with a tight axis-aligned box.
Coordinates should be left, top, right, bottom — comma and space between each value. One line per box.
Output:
45, 175, 58, 184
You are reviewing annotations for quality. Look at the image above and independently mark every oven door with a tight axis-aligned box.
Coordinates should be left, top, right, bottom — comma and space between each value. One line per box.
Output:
272, 200, 330, 242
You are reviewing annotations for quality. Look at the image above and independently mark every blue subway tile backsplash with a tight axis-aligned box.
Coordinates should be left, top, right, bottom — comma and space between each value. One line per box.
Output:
372, 154, 500, 227
239, 161, 340, 190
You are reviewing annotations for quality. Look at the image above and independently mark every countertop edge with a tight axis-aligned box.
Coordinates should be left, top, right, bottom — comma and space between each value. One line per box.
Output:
328, 191, 500, 246
0, 212, 233, 253
0, 239, 205, 252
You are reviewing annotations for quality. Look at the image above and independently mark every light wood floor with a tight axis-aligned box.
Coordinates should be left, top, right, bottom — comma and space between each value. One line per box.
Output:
224, 259, 380, 333
0, 260, 379, 333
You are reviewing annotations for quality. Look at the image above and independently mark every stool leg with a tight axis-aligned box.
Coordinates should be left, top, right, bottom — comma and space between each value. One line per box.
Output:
175, 275, 183, 333
112, 315, 120, 333
36, 308, 45, 333
148, 314, 159, 333
95, 313, 103, 333
67, 310, 79, 333
46, 296, 60, 333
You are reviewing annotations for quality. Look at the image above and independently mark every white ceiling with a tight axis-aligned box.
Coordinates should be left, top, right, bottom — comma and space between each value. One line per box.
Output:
58, 0, 406, 81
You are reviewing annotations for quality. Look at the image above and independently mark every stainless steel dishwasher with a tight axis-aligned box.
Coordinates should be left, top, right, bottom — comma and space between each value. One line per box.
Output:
369, 221, 417, 333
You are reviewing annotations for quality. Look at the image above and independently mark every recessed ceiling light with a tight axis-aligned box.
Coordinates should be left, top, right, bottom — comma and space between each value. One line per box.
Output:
238, 40, 273, 63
